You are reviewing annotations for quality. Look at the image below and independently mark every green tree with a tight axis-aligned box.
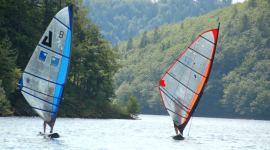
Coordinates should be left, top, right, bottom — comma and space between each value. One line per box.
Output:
0, 39, 18, 97
240, 14, 249, 32
126, 38, 133, 51
115, 0, 270, 119
59, 2, 122, 118
139, 31, 148, 48
248, 0, 256, 7
153, 27, 160, 43
0, 0, 129, 118
127, 96, 139, 116
86, 0, 231, 45
0, 83, 12, 116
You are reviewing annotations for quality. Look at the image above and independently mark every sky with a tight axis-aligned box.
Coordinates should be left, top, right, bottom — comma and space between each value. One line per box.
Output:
232, 0, 246, 4
150, 0, 246, 4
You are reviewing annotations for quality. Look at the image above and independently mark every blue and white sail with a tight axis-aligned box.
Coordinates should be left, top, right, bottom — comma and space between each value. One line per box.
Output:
19, 5, 73, 126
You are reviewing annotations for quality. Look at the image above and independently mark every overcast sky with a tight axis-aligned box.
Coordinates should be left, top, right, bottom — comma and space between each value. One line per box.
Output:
150, 0, 246, 4
232, 0, 246, 4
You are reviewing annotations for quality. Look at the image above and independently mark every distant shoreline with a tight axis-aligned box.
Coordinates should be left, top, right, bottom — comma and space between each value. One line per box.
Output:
1, 114, 270, 121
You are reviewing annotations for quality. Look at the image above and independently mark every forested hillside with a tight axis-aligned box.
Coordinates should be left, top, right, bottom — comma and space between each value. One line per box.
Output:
0, 0, 137, 118
115, 0, 270, 119
85, 0, 231, 45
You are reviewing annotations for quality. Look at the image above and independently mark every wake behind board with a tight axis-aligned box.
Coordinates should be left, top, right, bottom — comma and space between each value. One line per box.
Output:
39, 132, 60, 138
172, 134, 184, 140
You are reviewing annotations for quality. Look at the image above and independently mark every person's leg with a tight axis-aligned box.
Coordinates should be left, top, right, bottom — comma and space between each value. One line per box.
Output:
174, 126, 179, 135
43, 121, 46, 134
179, 129, 183, 136
50, 126, 53, 133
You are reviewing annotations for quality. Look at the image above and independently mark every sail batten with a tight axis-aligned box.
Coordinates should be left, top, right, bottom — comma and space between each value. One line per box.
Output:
23, 72, 64, 86
166, 108, 188, 119
21, 90, 59, 106
188, 47, 211, 60
199, 35, 215, 44
166, 72, 199, 95
53, 17, 71, 29
37, 44, 70, 59
176, 59, 206, 78
160, 88, 190, 111
159, 26, 219, 132
21, 85, 62, 99
19, 5, 73, 125
31, 106, 57, 114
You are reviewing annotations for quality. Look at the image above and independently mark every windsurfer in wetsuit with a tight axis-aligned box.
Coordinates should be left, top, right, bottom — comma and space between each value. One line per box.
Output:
174, 122, 183, 137
174, 123, 179, 135
43, 87, 55, 134
43, 121, 54, 134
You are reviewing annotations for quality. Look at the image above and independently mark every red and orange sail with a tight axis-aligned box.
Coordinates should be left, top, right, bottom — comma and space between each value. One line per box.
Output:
159, 24, 220, 131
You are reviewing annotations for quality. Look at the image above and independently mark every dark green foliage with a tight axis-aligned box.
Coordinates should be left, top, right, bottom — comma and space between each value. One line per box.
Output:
115, 0, 270, 119
139, 31, 148, 48
0, 0, 63, 116
0, 39, 19, 115
0, 0, 129, 118
248, 0, 257, 7
0, 84, 12, 116
126, 38, 133, 51
85, 0, 231, 45
58, 1, 128, 118
127, 96, 139, 116
1, 0, 269, 120
240, 14, 249, 32
153, 27, 160, 43
0, 39, 18, 97
0, 0, 44, 68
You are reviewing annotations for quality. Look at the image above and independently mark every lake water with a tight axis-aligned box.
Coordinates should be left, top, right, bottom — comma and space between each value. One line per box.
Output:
0, 115, 269, 150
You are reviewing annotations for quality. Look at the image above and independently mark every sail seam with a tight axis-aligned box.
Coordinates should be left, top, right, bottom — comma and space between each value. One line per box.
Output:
176, 59, 206, 78
160, 88, 189, 110
38, 44, 70, 59
160, 87, 190, 111
188, 47, 211, 61
199, 35, 215, 45
23, 71, 64, 86
53, 17, 70, 30
167, 72, 199, 95
22, 85, 61, 100
166, 108, 187, 119
21, 90, 59, 106
31, 106, 56, 114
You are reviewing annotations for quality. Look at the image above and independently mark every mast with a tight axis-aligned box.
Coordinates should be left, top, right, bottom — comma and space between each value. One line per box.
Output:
179, 23, 220, 131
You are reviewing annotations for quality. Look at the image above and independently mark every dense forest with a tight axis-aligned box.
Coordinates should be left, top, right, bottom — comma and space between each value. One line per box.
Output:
0, 0, 231, 118
0, 0, 139, 118
1, 0, 269, 120
115, 0, 270, 119
85, 0, 232, 45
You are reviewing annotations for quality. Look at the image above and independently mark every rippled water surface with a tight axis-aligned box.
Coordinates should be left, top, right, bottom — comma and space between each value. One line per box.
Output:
0, 115, 269, 150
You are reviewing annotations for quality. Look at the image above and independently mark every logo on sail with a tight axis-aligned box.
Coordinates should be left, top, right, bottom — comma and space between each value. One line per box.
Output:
51, 56, 60, 67
39, 51, 48, 62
